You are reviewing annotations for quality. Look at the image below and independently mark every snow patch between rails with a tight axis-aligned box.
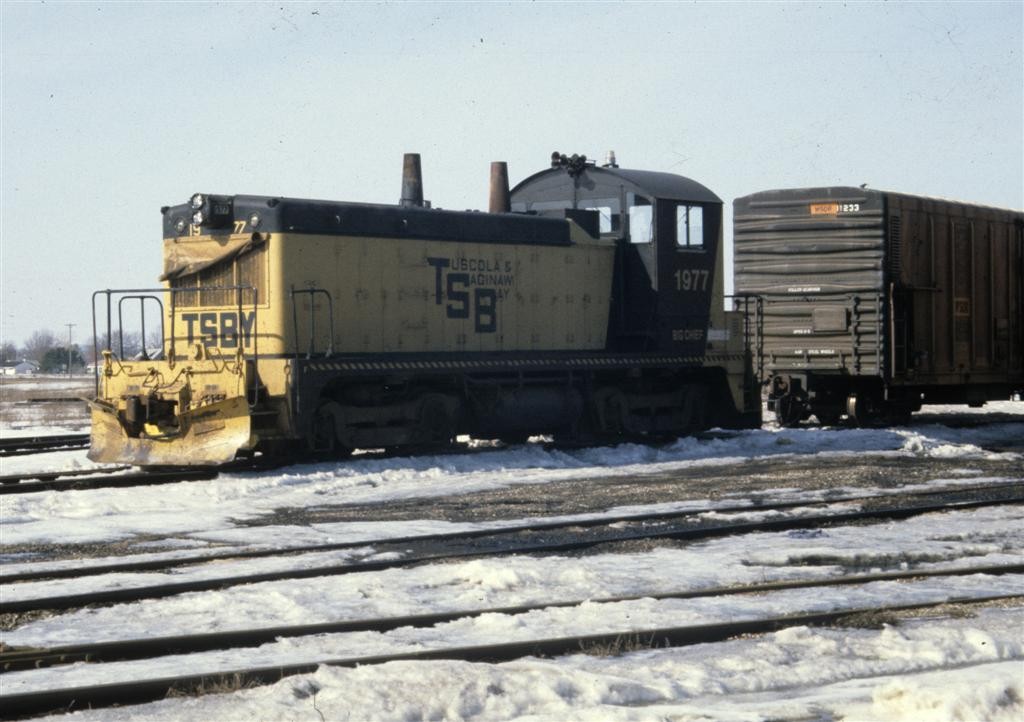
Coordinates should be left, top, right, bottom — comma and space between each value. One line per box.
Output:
24, 606, 1024, 722
5, 505, 1023, 646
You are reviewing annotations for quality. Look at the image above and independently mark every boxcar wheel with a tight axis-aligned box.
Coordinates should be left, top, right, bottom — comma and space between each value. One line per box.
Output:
814, 409, 842, 426
846, 393, 885, 428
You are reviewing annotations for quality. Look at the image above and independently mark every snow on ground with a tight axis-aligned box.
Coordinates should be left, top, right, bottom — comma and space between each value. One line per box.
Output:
2, 384, 1022, 720
0, 376, 92, 437
28, 605, 1024, 722
5, 505, 1022, 642
4, 571, 1021, 695
4, 501, 1023, 610
915, 400, 1023, 416
3, 502, 1022, 698
2, 419, 1022, 547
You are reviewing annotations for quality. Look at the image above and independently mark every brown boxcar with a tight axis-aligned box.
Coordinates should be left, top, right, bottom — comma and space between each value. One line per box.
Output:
734, 187, 1023, 425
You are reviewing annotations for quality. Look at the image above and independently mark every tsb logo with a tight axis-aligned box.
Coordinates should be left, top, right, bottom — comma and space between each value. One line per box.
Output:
180, 311, 256, 347
426, 257, 515, 333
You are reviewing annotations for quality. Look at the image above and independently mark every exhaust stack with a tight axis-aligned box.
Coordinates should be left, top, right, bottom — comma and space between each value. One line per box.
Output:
488, 161, 510, 213
399, 153, 424, 208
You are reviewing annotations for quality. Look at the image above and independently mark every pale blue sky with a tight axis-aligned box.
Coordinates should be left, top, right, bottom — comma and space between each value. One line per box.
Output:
2, 0, 1021, 345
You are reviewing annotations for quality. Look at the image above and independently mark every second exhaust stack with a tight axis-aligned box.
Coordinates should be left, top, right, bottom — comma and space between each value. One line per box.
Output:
400, 153, 424, 208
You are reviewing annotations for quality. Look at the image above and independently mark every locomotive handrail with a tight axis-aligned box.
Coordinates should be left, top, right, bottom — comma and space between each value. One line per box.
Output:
116, 295, 165, 361
289, 287, 335, 359
727, 293, 764, 384
91, 286, 259, 406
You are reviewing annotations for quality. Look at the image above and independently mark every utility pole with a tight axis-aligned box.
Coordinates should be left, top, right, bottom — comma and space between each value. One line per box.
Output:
65, 323, 76, 378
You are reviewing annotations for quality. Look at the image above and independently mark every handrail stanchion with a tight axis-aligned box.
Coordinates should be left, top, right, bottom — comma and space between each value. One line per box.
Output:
307, 288, 316, 359
325, 290, 335, 356
91, 291, 102, 396
169, 286, 177, 363
139, 298, 148, 360
251, 288, 259, 408
290, 286, 300, 357
106, 291, 113, 361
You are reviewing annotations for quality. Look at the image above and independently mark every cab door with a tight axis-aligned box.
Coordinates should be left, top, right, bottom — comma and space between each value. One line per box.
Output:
656, 200, 718, 354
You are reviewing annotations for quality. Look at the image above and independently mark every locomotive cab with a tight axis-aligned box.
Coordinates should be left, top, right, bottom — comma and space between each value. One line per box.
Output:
511, 153, 728, 356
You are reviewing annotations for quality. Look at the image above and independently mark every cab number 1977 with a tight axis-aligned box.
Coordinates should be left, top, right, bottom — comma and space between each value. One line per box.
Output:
674, 268, 709, 292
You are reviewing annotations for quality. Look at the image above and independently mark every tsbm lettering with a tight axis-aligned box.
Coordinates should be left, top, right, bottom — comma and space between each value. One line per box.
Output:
180, 311, 256, 347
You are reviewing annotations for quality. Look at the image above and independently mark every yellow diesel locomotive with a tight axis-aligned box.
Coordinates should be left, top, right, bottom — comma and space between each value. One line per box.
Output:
88, 153, 761, 465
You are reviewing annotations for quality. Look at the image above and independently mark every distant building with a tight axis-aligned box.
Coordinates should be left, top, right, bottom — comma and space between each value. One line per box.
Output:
1, 360, 40, 376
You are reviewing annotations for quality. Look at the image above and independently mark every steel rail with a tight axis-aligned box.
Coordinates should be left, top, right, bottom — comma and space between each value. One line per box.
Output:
3, 562, 1021, 673
0, 466, 131, 486
0, 468, 219, 496
0, 593, 1018, 720
4, 479, 1022, 585
0, 456, 284, 495
0, 434, 90, 457
0, 445, 478, 495
3, 492, 1022, 615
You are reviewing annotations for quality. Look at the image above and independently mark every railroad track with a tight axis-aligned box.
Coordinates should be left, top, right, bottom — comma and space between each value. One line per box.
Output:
0, 442, 501, 494
4, 485, 1021, 614
1, 588, 1018, 720
5, 479, 1022, 585
0, 433, 90, 457
0, 467, 219, 495
0, 466, 130, 486
3, 562, 1021, 672
0, 456, 290, 494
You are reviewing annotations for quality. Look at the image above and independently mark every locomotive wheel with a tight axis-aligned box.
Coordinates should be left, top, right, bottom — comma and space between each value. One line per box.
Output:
309, 403, 346, 455
418, 394, 457, 446
775, 393, 807, 427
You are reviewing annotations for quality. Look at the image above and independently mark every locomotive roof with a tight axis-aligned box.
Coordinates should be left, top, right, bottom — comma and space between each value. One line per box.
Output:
162, 196, 574, 245
163, 164, 725, 245
511, 165, 722, 205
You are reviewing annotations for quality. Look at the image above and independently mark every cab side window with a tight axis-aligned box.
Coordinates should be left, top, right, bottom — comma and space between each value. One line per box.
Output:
629, 196, 654, 244
676, 205, 704, 249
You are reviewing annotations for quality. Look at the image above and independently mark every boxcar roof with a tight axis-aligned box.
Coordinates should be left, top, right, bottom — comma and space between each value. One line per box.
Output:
735, 186, 1023, 218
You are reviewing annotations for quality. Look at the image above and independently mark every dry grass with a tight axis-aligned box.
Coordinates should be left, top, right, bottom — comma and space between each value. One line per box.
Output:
165, 672, 264, 698
834, 596, 1024, 630
578, 632, 662, 657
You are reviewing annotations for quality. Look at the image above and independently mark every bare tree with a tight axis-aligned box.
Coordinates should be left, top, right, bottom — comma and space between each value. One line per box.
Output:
119, 331, 143, 358
21, 329, 59, 364
146, 328, 165, 357
0, 340, 17, 363
87, 333, 110, 364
